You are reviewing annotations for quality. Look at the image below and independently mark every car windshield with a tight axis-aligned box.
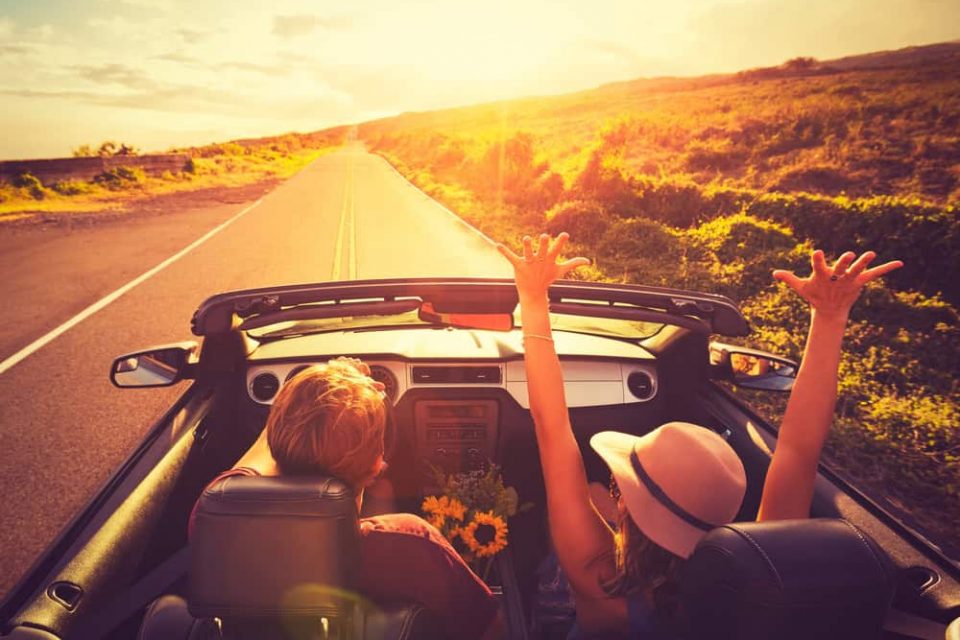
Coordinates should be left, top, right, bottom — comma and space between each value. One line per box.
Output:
247, 309, 666, 341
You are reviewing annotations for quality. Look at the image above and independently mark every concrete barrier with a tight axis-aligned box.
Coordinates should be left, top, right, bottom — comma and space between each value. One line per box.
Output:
0, 154, 191, 185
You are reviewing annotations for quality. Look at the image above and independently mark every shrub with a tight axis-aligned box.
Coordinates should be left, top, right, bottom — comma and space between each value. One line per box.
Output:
11, 172, 42, 190
685, 212, 809, 299
633, 177, 714, 227
183, 158, 196, 174
595, 217, 700, 286
11, 172, 47, 200
683, 139, 747, 172
93, 166, 146, 190
545, 200, 612, 246
51, 180, 94, 196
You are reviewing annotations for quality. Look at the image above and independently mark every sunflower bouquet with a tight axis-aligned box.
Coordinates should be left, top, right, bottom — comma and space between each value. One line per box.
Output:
421, 463, 531, 580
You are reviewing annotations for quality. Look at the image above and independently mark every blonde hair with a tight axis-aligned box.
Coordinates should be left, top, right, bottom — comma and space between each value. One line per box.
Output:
266, 360, 386, 488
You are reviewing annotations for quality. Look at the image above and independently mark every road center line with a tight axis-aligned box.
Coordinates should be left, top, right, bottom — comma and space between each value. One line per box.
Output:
0, 199, 263, 376
348, 160, 358, 280
331, 156, 353, 280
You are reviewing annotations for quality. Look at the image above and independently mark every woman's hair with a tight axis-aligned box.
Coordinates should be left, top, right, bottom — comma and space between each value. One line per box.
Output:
266, 360, 386, 488
602, 501, 685, 627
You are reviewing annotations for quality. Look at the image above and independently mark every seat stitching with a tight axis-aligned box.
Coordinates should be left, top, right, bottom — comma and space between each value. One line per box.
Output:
837, 519, 889, 589
732, 526, 783, 591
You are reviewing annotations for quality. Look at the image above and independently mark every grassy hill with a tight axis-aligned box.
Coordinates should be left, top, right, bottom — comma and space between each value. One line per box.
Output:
356, 42, 960, 558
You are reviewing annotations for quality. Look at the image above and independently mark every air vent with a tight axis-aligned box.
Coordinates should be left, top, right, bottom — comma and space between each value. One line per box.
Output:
411, 366, 501, 384
285, 364, 311, 383
627, 371, 655, 401
251, 372, 281, 402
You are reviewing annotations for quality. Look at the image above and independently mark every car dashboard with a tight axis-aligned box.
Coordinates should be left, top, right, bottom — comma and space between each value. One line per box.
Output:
242, 326, 664, 482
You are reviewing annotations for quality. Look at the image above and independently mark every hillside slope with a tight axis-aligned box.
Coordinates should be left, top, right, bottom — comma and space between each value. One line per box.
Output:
353, 42, 960, 559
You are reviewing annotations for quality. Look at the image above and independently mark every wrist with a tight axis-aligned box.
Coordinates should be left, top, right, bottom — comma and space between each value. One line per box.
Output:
518, 291, 549, 307
811, 308, 849, 330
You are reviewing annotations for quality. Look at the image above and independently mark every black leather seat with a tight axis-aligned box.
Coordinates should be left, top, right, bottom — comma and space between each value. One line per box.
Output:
680, 518, 896, 640
140, 475, 444, 640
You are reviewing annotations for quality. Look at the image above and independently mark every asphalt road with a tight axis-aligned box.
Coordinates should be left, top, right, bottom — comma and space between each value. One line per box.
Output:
0, 146, 512, 597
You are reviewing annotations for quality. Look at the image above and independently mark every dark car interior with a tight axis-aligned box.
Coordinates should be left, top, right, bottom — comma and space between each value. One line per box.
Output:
2, 280, 958, 640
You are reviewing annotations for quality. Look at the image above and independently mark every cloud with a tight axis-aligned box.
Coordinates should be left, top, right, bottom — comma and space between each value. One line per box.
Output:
217, 61, 290, 75
0, 44, 35, 56
0, 88, 107, 100
272, 14, 352, 38
176, 27, 211, 44
154, 51, 200, 64
72, 63, 157, 91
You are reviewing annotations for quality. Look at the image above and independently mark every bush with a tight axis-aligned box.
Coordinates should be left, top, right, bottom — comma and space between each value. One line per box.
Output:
545, 200, 612, 246
93, 166, 146, 190
11, 172, 46, 200
595, 217, 698, 286
683, 139, 747, 172
11, 172, 42, 190
51, 180, 94, 196
183, 158, 196, 174
686, 212, 809, 299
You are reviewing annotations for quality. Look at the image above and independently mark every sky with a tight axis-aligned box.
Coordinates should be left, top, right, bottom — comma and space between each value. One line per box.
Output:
1, 0, 958, 159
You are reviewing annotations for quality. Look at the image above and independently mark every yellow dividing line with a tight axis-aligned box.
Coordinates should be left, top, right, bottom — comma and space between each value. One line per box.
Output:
331, 154, 358, 280
348, 158, 358, 280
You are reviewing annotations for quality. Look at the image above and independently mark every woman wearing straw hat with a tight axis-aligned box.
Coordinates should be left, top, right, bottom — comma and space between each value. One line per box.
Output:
496, 233, 902, 638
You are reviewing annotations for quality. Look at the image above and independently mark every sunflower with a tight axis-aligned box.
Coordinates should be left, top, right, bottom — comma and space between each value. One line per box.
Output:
421, 495, 467, 530
448, 526, 475, 563
460, 510, 508, 558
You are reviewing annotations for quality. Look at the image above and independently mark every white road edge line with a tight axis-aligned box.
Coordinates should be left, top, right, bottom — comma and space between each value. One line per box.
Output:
0, 198, 263, 376
374, 154, 499, 246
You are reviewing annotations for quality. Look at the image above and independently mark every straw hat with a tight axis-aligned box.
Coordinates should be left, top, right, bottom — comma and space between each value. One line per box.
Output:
590, 422, 746, 559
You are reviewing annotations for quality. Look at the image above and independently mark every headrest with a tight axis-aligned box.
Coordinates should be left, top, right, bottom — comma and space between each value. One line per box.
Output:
680, 518, 896, 640
189, 475, 361, 620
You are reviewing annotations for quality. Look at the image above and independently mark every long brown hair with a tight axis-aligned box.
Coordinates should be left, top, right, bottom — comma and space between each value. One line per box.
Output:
602, 501, 685, 628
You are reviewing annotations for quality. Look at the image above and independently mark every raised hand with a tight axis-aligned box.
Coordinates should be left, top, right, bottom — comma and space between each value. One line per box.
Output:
496, 233, 591, 301
773, 250, 903, 322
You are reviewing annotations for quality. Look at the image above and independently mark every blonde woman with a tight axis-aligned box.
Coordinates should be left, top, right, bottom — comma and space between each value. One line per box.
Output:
189, 358, 502, 640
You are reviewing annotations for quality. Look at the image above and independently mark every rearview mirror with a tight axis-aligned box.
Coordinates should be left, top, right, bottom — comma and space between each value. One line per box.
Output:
709, 341, 798, 392
418, 302, 514, 331
110, 341, 198, 388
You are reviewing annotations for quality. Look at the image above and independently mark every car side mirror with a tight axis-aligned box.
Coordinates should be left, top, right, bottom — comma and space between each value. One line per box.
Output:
110, 341, 198, 388
709, 341, 798, 392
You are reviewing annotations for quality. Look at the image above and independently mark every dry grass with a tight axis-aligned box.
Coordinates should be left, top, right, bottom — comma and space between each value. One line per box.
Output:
358, 47, 960, 559
0, 132, 343, 219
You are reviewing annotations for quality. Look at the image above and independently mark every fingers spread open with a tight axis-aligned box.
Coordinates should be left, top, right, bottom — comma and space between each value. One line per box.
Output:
847, 251, 877, 278
522, 236, 534, 261
773, 269, 803, 292
859, 260, 904, 283
537, 233, 550, 259
811, 250, 829, 278
548, 232, 569, 258
832, 251, 856, 274
558, 257, 591, 277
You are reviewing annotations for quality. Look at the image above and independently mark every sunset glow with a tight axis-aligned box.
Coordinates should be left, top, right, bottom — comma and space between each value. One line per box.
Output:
1, 0, 958, 159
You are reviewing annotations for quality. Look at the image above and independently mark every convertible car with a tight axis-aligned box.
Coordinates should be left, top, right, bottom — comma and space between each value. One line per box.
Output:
1, 278, 957, 639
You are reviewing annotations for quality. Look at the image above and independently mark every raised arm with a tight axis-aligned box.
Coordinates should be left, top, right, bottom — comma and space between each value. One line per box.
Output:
496, 234, 623, 615
757, 250, 902, 521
